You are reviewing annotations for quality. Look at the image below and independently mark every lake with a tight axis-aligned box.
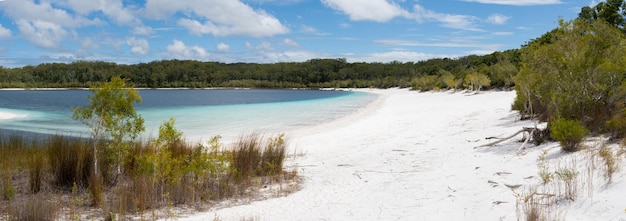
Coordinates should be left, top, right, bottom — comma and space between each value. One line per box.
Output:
0, 89, 377, 143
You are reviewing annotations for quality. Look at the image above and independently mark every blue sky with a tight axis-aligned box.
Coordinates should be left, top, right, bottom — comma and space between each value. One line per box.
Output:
0, 0, 595, 68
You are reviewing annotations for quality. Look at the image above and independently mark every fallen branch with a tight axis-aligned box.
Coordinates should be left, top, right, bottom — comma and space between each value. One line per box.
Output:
475, 127, 542, 152
514, 128, 535, 156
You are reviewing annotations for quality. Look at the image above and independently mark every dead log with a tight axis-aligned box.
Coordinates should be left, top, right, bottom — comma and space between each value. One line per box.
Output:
475, 127, 545, 150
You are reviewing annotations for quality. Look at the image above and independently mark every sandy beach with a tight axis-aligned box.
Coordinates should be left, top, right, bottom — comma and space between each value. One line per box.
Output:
172, 89, 625, 220
3, 88, 622, 220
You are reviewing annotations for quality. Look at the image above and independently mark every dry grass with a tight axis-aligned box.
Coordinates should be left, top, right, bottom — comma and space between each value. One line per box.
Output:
518, 139, 626, 220
7, 194, 60, 221
0, 132, 299, 220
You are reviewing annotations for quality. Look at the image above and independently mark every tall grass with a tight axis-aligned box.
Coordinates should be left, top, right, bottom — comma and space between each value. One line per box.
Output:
0, 132, 295, 220
231, 133, 287, 183
47, 135, 92, 188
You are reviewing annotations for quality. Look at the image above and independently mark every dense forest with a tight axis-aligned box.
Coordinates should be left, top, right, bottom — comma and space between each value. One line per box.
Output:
0, 50, 520, 90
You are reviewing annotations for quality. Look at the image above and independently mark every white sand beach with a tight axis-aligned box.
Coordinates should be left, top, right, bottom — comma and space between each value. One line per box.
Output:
170, 89, 625, 220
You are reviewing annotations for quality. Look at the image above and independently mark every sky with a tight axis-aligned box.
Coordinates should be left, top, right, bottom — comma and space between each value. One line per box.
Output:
0, 0, 597, 68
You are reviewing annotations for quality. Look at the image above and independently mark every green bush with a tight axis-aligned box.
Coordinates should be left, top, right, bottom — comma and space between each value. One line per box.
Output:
550, 118, 588, 152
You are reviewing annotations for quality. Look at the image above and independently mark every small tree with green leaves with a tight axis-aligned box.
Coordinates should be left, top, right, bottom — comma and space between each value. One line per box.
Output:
72, 76, 145, 177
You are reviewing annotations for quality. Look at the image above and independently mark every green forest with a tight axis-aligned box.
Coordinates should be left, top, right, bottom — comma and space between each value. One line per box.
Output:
0, 50, 519, 90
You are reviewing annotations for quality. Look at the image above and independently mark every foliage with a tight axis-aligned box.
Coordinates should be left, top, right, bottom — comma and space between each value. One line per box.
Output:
514, 18, 626, 134
411, 75, 439, 91
550, 118, 588, 152
72, 76, 145, 176
579, 0, 626, 29
464, 72, 491, 91
0, 51, 520, 90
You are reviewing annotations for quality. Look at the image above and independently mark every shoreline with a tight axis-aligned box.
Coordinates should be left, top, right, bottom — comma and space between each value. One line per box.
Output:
177, 89, 626, 221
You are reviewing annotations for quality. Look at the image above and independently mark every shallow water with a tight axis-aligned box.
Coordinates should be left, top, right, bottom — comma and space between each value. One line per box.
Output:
0, 89, 377, 143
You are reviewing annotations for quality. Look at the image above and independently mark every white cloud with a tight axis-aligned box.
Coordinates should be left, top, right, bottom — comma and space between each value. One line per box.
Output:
487, 14, 509, 25
126, 37, 150, 55
412, 5, 482, 31
321, 0, 410, 22
145, 0, 289, 37
348, 51, 444, 63
0, 24, 11, 38
66, 0, 141, 25
376, 39, 501, 49
283, 38, 300, 48
493, 31, 513, 36
217, 43, 230, 52
245, 41, 273, 53
16, 20, 69, 49
0, 0, 98, 28
462, 0, 562, 6
132, 26, 154, 35
166, 40, 209, 59
301, 25, 317, 33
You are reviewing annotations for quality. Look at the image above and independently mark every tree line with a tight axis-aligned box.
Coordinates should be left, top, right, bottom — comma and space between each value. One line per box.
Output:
0, 51, 519, 90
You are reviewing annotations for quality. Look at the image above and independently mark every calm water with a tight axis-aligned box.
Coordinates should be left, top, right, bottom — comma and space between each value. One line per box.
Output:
0, 89, 377, 142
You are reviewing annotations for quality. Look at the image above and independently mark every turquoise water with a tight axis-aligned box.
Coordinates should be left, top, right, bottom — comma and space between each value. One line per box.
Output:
0, 89, 377, 142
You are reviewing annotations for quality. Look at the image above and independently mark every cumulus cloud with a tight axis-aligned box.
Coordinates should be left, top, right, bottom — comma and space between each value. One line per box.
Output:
145, 0, 288, 37
166, 40, 209, 59
127, 37, 150, 55
462, 0, 562, 5
217, 43, 230, 52
412, 5, 482, 31
16, 20, 70, 49
487, 14, 509, 25
66, 0, 141, 25
0, 24, 11, 38
321, 0, 410, 22
0, 0, 98, 28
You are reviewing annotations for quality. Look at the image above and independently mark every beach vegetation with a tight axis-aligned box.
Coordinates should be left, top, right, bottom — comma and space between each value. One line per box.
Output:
464, 71, 491, 92
537, 150, 553, 184
514, 12, 626, 137
411, 75, 440, 91
72, 76, 145, 180
231, 133, 287, 183
598, 144, 619, 184
550, 118, 588, 152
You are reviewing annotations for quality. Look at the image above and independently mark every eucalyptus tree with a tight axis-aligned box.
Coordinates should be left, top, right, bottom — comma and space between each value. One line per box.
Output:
72, 76, 145, 176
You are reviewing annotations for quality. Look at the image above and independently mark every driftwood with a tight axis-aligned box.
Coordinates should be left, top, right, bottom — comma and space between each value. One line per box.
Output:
476, 127, 548, 152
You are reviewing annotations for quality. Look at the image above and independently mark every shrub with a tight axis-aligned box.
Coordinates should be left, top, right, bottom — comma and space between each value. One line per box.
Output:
550, 118, 588, 152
